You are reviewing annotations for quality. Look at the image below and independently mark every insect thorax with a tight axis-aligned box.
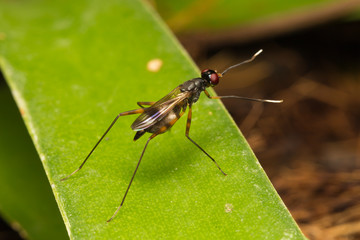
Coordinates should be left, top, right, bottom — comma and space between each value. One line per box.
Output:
180, 78, 208, 104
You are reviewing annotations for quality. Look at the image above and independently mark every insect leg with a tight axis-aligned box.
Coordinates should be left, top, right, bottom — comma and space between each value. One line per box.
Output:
61, 108, 145, 181
204, 90, 283, 103
137, 101, 156, 108
107, 132, 158, 222
185, 105, 227, 176
107, 109, 187, 222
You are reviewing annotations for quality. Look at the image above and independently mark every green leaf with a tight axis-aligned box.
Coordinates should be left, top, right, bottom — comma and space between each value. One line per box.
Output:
0, 0, 306, 239
154, 0, 360, 39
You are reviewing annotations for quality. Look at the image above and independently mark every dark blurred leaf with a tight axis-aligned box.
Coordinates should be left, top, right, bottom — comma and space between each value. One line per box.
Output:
154, 0, 360, 45
0, 79, 67, 240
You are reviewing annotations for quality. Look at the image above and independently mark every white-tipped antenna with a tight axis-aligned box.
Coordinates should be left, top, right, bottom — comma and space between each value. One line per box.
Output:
221, 49, 263, 76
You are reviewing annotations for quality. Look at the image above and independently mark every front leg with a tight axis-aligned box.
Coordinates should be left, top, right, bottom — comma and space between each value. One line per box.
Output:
185, 104, 227, 176
204, 90, 282, 103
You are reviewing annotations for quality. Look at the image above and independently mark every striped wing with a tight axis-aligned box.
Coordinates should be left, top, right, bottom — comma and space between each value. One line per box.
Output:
131, 87, 190, 131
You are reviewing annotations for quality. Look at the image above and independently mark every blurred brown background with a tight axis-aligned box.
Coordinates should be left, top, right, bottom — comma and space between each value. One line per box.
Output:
180, 19, 360, 240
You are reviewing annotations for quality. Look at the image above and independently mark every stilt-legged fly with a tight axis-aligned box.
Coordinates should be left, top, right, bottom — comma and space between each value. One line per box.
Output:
61, 49, 282, 222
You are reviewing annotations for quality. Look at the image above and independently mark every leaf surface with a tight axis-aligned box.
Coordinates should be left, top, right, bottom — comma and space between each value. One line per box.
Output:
0, 0, 306, 239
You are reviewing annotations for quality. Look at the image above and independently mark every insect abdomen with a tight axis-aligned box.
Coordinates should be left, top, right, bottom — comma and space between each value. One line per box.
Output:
147, 104, 186, 134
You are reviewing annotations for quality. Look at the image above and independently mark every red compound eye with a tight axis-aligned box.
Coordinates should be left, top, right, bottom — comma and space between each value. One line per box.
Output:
201, 69, 209, 73
210, 73, 219, 85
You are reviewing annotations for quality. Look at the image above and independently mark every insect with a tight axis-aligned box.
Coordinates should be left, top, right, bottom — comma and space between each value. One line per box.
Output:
61, 49, 282, 222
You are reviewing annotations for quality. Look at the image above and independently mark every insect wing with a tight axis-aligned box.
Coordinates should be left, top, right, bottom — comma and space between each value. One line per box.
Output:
131, 87, 189, 131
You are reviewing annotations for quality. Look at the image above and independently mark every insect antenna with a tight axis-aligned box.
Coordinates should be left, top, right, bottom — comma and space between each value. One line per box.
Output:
214, 49, 282, 104
220, 49, 263, 76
